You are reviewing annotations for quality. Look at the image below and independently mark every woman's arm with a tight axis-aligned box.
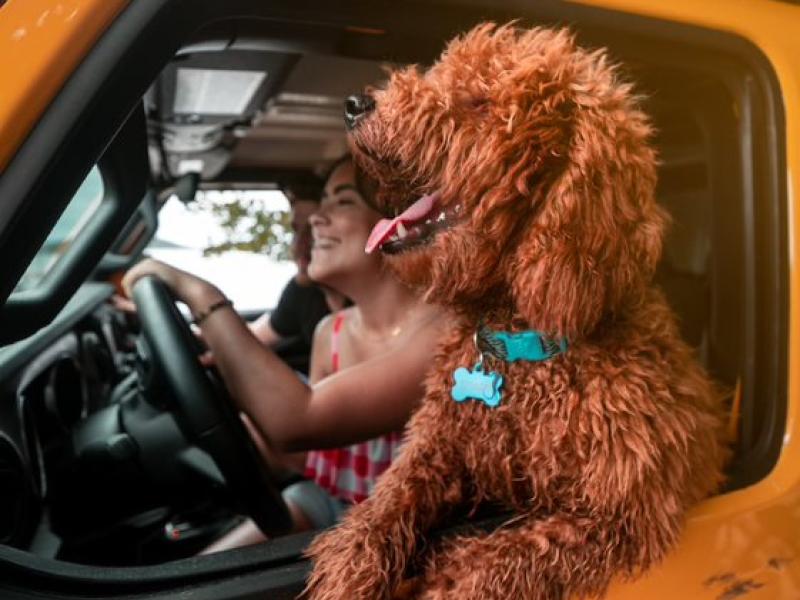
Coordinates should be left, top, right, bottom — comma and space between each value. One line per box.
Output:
122, 260, 441, 452
198, 287, 437, 451
247, 314, 334, 474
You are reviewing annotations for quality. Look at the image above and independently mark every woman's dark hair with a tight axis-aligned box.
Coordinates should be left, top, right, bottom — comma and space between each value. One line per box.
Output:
280, 173, 324, 203
323, 154, 380, 212
323, 154, 353, 183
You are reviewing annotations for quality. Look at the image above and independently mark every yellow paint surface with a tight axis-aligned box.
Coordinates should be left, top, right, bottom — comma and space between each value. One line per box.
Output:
0, 0, 127, 171
569, 1, 800, 597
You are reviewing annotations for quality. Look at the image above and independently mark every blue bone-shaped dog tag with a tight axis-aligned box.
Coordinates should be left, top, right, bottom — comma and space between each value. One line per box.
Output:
451, 363, 504, 408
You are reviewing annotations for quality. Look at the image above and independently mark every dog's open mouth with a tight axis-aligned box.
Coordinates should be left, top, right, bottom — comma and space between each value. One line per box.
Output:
365, 192, 460, 255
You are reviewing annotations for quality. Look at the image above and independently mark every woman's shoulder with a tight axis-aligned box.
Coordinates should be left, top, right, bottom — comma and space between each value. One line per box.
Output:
338, 305, 359, 321
313, 312, 336, 341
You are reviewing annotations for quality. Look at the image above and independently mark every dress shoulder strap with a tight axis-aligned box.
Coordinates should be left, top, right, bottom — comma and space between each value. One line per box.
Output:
330, 311, 346, 373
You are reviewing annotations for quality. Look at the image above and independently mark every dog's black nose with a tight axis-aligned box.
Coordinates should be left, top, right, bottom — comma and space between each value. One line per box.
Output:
344, 93, 375, 130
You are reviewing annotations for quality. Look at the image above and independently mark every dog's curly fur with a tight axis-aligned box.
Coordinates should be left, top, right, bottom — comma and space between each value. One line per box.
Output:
305, 23, 729, 600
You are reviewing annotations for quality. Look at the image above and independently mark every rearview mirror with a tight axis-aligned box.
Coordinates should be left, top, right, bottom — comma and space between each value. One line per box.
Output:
174, 172, 200, 203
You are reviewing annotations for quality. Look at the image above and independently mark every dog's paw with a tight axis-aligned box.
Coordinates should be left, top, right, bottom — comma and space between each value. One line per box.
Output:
305, 523, 391, 600
415, 550, 500, 600
417, 570, 485, 600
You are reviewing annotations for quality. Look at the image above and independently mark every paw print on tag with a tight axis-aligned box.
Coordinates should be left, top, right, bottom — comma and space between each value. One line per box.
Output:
451, 365, 504, 408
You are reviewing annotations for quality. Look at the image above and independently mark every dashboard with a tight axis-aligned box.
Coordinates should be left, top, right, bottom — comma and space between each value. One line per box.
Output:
0, 282, 250, 566
0, 284, 137, 554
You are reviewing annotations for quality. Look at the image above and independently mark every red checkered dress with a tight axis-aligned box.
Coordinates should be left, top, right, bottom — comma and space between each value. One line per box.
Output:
304, 312, 404, 503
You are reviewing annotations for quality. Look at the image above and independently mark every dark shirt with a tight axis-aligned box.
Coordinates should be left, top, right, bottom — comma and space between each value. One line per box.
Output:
269, 278, 330, 375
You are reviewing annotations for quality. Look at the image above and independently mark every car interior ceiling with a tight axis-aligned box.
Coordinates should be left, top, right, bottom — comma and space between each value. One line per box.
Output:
0, 4, 786, 590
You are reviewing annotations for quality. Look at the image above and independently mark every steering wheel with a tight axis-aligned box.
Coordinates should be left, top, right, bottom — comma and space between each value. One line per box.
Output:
131, 276, 291, 537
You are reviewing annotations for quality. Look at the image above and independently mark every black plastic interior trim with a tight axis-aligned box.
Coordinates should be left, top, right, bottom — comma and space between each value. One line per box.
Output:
741, 66, 788, 485
95, 190, 160, 279
0, 530, 313, 596
0, 562, 309, 600
0, 284, 114, 382
0, 0, 201, 315
0, 104, 148, 343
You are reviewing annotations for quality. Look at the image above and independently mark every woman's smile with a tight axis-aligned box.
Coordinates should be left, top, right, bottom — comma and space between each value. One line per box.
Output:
312, 235, 340, 251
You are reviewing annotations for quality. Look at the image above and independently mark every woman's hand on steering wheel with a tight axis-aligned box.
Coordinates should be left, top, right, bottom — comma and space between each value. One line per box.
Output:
123, 259, 226, 365
122, 258, 221, 311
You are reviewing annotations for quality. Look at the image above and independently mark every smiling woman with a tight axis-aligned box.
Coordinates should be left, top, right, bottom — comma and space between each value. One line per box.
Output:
122, 153, 449, 549
122, 155, 447, 449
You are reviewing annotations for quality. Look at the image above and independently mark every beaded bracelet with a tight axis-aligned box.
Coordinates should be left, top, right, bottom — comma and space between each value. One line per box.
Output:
192, 298, 233, 325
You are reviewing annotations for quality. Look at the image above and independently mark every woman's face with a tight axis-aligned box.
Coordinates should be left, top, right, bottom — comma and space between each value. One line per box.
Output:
290, 199, 319, 286
308, 161, 382, 286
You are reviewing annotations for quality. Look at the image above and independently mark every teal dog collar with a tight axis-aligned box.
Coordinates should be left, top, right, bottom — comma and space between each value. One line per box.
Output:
450, 324, 568, 409
476, 324, 568, 363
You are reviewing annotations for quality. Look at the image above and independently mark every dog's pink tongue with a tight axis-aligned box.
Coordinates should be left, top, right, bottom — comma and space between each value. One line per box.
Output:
365, 192, 438, 254
365, 219, 396, 254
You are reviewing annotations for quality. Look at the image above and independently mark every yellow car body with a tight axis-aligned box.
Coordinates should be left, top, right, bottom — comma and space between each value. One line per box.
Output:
570, 3, 800, 597
1, 0, 799, 597
0, 0, 126, 169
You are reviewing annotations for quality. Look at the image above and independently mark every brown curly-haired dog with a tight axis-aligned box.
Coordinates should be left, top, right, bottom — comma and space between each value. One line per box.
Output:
305, 23, 729, 600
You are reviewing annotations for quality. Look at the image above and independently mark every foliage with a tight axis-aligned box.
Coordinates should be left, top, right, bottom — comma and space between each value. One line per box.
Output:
189, 190, 292, 260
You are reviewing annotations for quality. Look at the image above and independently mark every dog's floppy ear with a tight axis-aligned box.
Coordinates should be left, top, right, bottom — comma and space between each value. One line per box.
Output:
508, 69, 666, 340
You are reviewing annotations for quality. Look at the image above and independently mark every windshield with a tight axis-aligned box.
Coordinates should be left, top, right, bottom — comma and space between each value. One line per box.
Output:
13, 167, 104, 293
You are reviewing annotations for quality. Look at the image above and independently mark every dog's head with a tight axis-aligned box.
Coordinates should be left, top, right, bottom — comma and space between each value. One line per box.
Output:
348, 23, 666, 339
